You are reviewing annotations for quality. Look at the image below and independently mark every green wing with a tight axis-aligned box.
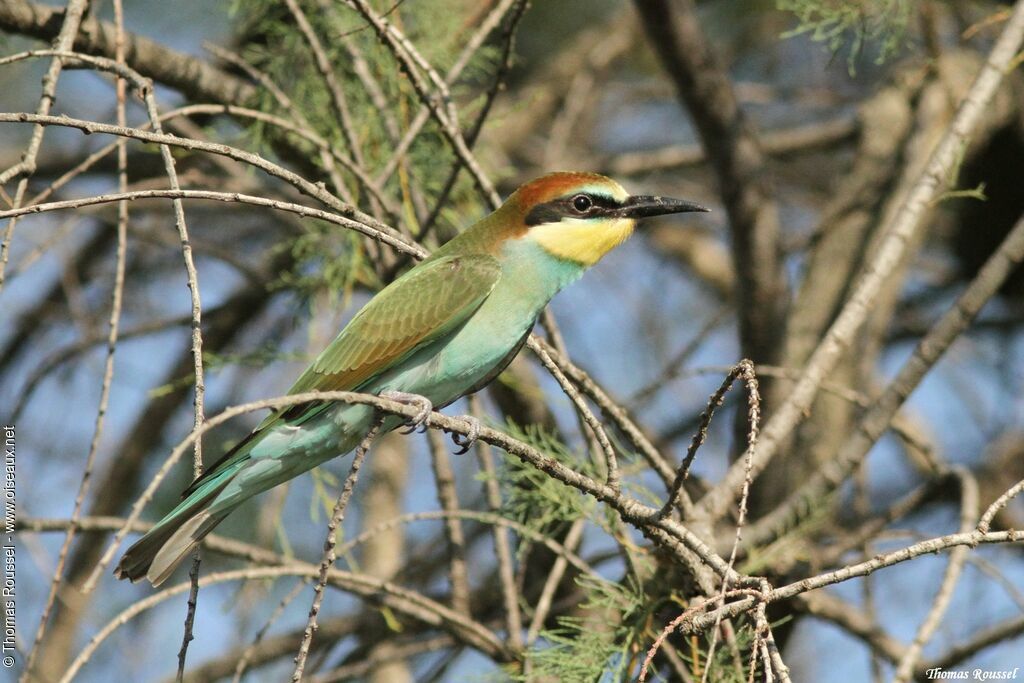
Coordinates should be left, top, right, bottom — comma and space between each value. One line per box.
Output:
286, 253, 502, 395
183, 254, 501, 497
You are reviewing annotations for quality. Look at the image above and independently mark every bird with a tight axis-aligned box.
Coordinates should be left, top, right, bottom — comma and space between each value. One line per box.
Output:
114, 171, 708, 586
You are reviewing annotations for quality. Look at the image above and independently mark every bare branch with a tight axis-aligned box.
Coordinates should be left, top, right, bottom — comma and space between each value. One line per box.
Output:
748, 208, 1024, 545
701, 2, 1024, 520
0, 111, 403, 245
0, 0, 256, 104
0, 0, 89, 290
0, 188, 422, 258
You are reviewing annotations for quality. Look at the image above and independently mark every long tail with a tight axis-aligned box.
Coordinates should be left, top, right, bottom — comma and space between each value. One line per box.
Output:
114, 463, 241, 586
115, 404, 371, 586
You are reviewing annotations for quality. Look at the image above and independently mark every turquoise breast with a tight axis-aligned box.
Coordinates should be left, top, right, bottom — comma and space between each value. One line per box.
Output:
364, 237, 585, 407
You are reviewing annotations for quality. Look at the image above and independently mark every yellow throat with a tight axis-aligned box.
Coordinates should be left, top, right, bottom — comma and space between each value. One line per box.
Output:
529, 217, 635, 266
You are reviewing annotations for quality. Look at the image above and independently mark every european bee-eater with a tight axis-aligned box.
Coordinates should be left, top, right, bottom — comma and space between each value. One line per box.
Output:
115, 171, 708, 585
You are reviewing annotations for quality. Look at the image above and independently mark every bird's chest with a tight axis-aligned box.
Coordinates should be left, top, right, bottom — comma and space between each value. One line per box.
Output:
411, 299, 536, 404
433, 246, 581, 389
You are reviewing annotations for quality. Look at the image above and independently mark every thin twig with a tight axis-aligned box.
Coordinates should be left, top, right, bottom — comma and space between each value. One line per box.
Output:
678, 530, 1023, 638
115, 39, 211, 678
893, 467, 978, 682
20, 510, 599, 582
292, 421, 382, 681
283, 0, 381, 219
233, 579, 310, 683
0, 111, 400, 243
416, 0, 528, 236
346, 0, 500, 206
700, 361, 760, 683
19, 6, 124, 678
529, 338, 621, 491
637, 588, 765, 682
427, 430, 472, 615
308, 635, 454, 683
0, 187, 421, 258
369, 0, 515, 189
0, 0, 89, 294
62, 564, 514, 683
0, 0, 257, 106
530, 336, 679, 496
658, 361, 757, 521
978, 476, 1024, 533
82, 388, 734, 598
629, 309, 731, 407
473, 406, 525, 650
525, 518, 585, 645
284, 0, 365, 168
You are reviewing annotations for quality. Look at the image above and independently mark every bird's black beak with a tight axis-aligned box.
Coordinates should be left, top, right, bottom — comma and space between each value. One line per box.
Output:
617, 195, 710, 219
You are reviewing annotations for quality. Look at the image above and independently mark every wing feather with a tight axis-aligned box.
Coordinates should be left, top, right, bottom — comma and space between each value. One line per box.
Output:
290, 253, 502, 394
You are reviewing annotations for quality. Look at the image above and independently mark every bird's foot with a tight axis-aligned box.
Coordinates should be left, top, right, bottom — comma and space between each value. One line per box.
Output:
450, 415, 482, 455
380, 390, 433, 433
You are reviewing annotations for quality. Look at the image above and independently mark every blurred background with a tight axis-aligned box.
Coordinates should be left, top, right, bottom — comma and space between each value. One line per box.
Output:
2, 0, 1024, 680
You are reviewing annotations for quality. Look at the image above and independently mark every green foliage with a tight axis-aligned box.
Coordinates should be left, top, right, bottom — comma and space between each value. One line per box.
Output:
229, 0, 498, 242
682, 619, 758, 683
274, 220, 371, 305
518, 574, 648, 682
497, 422, 658, 537
493, 422, 597, 536
778, 0, 914, 73
520, 574, 761, 681
489, 423, 763, 680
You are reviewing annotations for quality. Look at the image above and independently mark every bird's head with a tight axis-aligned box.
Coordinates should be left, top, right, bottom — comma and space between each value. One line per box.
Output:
506, 172, 709, 266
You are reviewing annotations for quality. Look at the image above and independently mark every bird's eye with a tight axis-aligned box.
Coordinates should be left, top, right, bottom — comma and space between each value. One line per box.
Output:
571, 194, 593, 213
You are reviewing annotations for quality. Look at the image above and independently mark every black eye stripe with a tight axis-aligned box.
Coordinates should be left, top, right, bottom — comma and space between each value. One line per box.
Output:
584, 194, 622, 210
524, 193, 623, 226
524, 203, 564, 226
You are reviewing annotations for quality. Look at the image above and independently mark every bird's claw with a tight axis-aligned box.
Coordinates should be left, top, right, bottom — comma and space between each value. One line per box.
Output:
450, 415, 481, 455
380, 390, 433, 433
